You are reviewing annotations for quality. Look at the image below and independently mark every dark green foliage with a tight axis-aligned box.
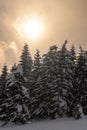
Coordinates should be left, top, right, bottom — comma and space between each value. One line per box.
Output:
57, 41, 75, 117
0, 65, 8, 122
41, 45, 59, 119
0, 42, 87, 125
31, 45, 59, 119
0, 65, 30, 125
10, 63, 17, 72
20, 43, 32, 78
33, 49, 41, 80
0, 65, 8, 92
74, 47, 87, 116
30, 50, 42, 119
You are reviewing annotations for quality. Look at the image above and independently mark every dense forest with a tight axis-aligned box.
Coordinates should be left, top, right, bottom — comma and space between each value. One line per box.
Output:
0, 40, 87, 125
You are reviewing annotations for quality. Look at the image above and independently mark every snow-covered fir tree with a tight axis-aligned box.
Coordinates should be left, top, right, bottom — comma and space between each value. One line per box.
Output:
70, 45, 76, 73
0, 64, 30, 125
32, 45, 60, 119
20, 43, 32, 78
33, 49, 41, 81
29, 50, 42, 119
74, 47, 87, 117
69, 45, 76, 116
42, 45, 59, 119
57, 41, 75, 117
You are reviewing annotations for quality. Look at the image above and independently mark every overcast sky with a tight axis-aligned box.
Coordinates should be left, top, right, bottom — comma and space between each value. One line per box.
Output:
0, 0, 87, 71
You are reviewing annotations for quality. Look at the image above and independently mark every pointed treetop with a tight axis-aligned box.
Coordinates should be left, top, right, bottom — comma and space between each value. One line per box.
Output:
62, 40, 68, 49
10, 63, 17, 72
34, 49, 41, 68
71, 45, 76, 55
79, 46, 84, 53
1, 65, 8, 80
20, 43, 32, 77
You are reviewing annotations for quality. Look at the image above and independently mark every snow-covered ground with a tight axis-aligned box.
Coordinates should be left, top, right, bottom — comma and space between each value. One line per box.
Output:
0, 118, 87, 130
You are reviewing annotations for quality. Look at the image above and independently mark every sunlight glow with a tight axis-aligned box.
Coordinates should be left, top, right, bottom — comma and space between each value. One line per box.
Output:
14, 17, 44, 40
9, 42, 17, 51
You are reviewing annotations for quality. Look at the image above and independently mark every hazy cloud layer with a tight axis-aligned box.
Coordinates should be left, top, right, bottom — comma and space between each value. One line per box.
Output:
0, 0, 87, 71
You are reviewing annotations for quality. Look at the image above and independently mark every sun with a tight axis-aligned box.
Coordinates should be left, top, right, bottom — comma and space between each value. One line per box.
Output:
24, 20, 42, 38
14, 17, 44, 40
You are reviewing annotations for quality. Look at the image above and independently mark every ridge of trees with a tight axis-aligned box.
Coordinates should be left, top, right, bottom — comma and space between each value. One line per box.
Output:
0, 41, 87, 125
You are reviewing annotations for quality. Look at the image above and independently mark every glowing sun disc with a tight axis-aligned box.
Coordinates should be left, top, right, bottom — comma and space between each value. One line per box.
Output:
15, 18, 44, 39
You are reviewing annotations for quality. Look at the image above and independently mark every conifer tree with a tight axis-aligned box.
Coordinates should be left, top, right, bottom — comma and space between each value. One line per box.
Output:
57, 41, 74, 117
20, 43, 32, 78
70, 45, 76, 115
33, 49, 41, 80
30, 50, 42, 119
0, 65, 30, 125
42, 45, 59, 119
32, 45, 59, 119
74, 47, 87, 118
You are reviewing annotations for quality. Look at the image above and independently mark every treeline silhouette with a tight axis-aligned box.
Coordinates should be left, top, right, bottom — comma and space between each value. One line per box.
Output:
0, 40, 87, 125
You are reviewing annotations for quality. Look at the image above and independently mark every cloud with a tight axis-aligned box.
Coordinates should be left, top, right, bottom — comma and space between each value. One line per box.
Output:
0, 47, 5, 70
0, 41, 19, 72
0, 0, 87, 72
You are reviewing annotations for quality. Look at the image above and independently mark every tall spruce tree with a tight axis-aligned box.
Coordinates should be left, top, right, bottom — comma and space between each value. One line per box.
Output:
70, 45, 76, 115
30, 50, 42, 119
73, 47, 87, 118
32, 45, 59, 119
57, 41, 74, 117
20, 43, 32, 78
33, 49, 41, 81
42, 45, 59, 119
0, 65, 30, 125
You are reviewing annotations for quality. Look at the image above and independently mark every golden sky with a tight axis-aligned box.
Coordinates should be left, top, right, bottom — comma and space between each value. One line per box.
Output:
0, 0, 87, 71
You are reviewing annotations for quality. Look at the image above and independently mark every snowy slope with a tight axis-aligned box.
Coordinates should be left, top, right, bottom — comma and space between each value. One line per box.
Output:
0, 118, 87, 130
